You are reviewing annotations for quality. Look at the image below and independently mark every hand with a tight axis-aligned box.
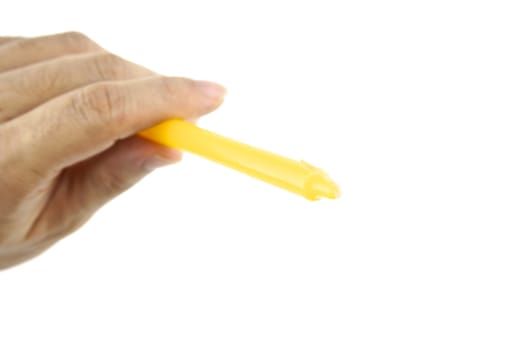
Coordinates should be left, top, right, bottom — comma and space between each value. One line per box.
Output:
0, 32, 226, 270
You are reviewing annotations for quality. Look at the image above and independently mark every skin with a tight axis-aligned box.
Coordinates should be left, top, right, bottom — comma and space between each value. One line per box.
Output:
0, 32, 226, 270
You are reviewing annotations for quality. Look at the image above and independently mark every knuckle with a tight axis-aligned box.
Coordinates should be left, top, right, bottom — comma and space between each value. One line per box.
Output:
59, 31, 98, 52
7, 37, 32, 52
24, 65, 61, 94
61, 31, 90, 44
70, 83, 125, 126
91, 53, 131, 80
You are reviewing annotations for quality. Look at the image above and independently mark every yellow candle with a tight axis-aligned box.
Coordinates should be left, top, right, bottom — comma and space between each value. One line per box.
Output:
140, 120, 340, 201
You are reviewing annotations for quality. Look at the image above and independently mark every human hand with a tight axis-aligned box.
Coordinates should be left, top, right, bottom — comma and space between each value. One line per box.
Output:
0, 32, 225, 269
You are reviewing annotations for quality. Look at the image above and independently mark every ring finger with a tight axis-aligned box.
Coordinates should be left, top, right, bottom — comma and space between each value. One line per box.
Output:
0, 32, 103, 73
0, 36, 23, 46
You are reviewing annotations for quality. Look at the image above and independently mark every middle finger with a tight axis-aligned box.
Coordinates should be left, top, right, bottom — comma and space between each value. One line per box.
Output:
0, 52, 156, 122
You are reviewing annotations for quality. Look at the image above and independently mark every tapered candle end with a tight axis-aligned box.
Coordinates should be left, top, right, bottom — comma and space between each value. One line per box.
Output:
311, 175, 341, 200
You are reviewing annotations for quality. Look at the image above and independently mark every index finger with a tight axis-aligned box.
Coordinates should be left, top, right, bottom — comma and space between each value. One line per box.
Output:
2, 76, 226, 185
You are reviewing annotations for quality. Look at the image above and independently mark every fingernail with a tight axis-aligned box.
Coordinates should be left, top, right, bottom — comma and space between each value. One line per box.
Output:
195, 80, 227, 100
142, 155, 180, 172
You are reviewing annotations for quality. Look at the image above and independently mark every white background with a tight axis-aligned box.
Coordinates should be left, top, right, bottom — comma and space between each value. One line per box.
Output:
1, 0, 525, 349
